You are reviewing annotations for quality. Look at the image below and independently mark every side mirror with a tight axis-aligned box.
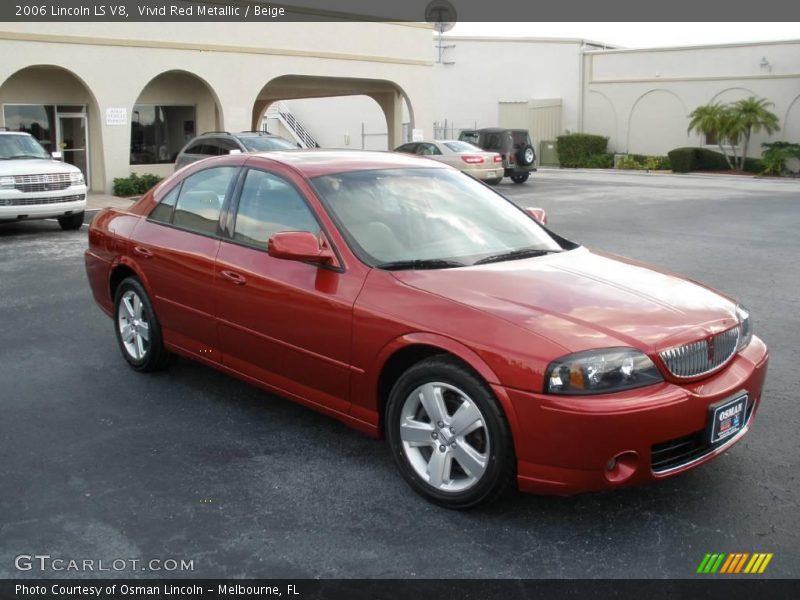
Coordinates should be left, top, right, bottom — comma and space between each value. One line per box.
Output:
268, 231, 334, 265
525, 207, 547, 225
51, 151, 63, 160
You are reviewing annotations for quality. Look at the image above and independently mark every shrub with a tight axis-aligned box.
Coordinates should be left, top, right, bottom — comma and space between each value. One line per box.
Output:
667, 147, 730, 172
556, 134, 609, 168
760, 142, 800, 175
615, 154, 671, 170
583, 153, 614, 168
113, 173, 164, 197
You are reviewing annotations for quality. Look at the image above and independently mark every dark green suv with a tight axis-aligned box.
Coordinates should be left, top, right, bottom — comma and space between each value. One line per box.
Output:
458, 128, 536, 184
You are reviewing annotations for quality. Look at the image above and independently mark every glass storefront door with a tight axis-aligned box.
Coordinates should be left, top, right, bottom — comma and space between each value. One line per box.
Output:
57, 113, 89, 182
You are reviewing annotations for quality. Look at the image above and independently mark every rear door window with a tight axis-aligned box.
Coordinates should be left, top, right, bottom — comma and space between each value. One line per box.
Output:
171, 166, 238, 235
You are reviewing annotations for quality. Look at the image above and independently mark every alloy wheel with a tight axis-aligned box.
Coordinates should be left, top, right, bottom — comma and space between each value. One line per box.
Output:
399, 381, 490, 493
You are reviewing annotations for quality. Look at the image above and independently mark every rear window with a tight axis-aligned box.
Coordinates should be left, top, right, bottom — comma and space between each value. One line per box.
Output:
511, 131, 532, 148
458, 132, 480, 146
444, 141, 481, 153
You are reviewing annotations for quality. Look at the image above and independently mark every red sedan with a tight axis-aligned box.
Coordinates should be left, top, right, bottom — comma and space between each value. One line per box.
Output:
85, 151, 768, 508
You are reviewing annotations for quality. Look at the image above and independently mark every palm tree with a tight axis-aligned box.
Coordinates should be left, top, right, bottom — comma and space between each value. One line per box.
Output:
688, 103, 734, 168
730, 97, 780, 169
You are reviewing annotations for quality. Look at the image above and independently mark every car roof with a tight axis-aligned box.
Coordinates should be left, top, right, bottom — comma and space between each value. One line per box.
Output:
462, 128, 526, 134
195, 131, 285, 139
0, 130, 32, 136
248, 149, 450, 178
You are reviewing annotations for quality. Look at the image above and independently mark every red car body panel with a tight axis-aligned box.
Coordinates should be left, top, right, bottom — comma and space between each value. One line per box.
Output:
84, 151, 769, 495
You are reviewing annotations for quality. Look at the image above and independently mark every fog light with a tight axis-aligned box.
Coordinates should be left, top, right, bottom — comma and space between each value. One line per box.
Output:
603, 451, 639, 484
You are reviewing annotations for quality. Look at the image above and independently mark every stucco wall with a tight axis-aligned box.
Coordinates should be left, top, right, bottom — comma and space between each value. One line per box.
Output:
0, 22, 434, 192
583, 41, 800, 156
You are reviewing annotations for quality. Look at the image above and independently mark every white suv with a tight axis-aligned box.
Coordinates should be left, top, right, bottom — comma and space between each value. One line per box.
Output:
0, 130, 87, 230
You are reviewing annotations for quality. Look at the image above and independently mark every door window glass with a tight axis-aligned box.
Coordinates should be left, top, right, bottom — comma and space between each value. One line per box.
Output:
172, 167, 237, 235
233, 169, 319, 248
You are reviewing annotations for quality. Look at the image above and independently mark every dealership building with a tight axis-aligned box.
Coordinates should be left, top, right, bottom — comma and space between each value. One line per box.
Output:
0, 20, 798, 192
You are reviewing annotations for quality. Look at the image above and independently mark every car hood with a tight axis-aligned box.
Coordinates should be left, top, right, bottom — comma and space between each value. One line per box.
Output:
1, 158, 81, 176
392, 247, 739, 353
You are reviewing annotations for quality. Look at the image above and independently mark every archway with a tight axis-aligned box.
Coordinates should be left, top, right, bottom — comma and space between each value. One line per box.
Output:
252, 75, 414, 151
130, 70, 222, 176
627, 89, 689, 155
0, 65, 105, 190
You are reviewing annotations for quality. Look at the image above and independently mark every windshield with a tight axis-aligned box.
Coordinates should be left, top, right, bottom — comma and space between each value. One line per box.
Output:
239, 136, 297, 152
312, 168, 563, 268
0, 134, 50, 160
444, 141, 483, 153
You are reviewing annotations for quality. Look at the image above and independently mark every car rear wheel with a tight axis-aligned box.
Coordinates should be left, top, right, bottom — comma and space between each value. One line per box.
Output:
58, 212, 84, 230
510, 173, 530, 184
386, 356, 515, 509
114, 277, 173, 372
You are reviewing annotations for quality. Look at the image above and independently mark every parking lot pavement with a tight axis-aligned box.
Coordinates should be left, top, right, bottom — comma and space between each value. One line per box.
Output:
1, 171, 798, 579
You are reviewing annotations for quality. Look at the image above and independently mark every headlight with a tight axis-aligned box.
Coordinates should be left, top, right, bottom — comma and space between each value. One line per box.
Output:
69, 171, 85, 186
0, 176, 14, 189
545, 348, 663, 395
736, 304, 752, 351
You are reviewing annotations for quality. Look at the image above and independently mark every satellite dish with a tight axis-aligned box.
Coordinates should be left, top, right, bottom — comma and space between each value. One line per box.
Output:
425, 0, 457, 33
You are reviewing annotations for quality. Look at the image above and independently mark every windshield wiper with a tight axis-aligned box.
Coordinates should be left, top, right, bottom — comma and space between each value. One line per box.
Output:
8, 154, 48, 160
474, 247, 562, 266
376, 259, 466, 271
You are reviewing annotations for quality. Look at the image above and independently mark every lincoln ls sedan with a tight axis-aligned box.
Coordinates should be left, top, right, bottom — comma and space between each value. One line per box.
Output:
84, 150, 768, 509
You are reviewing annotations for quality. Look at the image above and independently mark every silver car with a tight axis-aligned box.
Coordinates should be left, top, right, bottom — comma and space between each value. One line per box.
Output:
175, 131, 298, 171
394, 140, 504, 184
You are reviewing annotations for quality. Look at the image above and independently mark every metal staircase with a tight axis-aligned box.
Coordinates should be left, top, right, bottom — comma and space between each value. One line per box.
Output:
265, 101, 320, 149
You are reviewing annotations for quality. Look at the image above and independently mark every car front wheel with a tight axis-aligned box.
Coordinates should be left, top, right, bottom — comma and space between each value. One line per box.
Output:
114, 277, 173, 372
58, 212, 84, 230
386, 356, 515, 509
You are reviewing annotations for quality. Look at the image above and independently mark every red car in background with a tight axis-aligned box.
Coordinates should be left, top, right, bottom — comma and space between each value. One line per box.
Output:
85, 151, 768, 509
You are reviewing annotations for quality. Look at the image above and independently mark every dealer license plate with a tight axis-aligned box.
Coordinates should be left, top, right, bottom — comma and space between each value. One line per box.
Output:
708, 394, 747, 445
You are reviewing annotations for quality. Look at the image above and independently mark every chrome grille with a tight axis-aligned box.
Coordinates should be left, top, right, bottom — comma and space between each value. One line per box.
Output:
14, 173, 72, 193
659, 326, 740, 378
0, 194, 84, 207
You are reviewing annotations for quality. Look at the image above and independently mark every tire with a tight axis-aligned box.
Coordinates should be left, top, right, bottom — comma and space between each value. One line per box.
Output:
113, 277, 173, 372
510, 173, 530, 184
516, 145, 535, 167
386, 355, 515, 509
58, 212, 85, 230
485, 178, 503, 186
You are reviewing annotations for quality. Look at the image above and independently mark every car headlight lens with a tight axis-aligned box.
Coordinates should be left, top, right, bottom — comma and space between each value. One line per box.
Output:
69, 171, 85, 186
0, 176, 14, 189
545, 348, 663, 395
736, 304, 752, 351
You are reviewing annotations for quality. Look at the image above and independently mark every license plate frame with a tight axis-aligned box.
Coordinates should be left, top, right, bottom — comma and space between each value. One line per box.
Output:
708, 393, 748, 445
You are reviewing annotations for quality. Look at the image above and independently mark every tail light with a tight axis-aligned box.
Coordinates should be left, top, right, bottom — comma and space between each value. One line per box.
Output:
508, 154, 515, 165
461, 155, 485, 164
493, 155, 503, 163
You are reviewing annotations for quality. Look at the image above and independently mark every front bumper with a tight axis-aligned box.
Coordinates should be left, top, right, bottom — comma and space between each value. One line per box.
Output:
499, 336, 768, 495
0, 186, 87, 220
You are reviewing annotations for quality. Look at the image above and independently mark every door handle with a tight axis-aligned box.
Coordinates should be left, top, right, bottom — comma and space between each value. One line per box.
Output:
133, 246, 154, 259
220, 270, 247, 286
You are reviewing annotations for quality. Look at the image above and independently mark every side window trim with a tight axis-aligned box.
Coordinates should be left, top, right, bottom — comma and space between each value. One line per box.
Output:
148, 181, 183, 225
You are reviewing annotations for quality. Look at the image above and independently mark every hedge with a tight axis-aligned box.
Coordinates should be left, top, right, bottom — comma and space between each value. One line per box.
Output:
556, 134, 609, 168
668, 147, 763, 174
113, 173, 163, 197
616, 154, 671, 170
